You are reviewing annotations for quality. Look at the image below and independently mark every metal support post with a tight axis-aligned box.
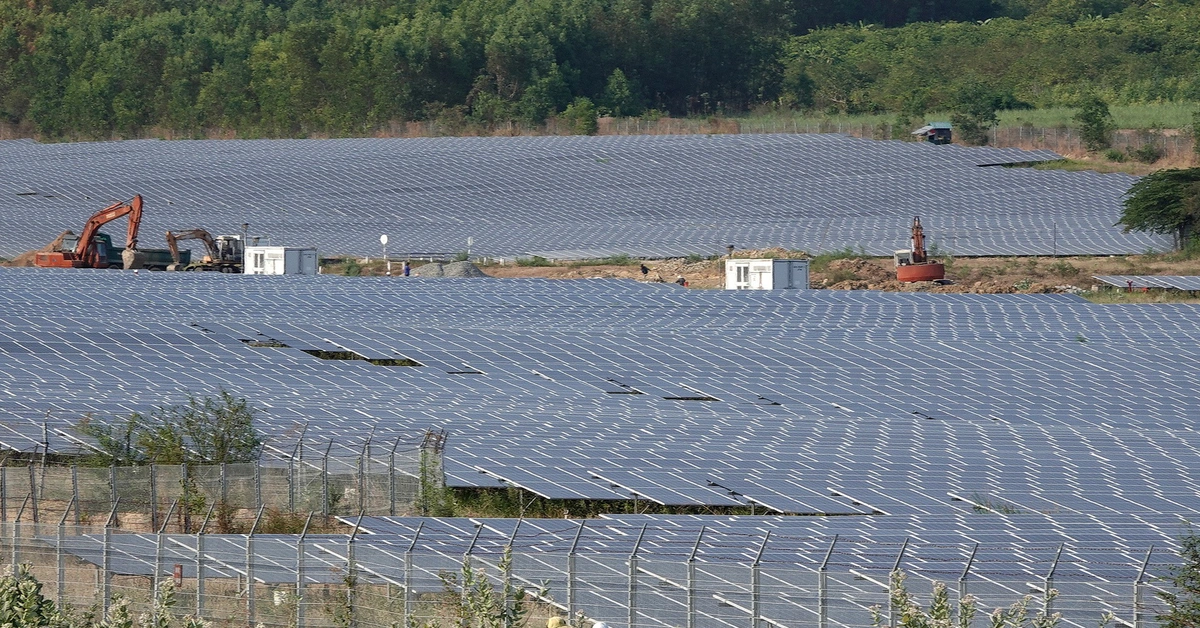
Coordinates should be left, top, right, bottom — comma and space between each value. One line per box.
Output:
347, 514, 363, 628
102, 499, 120, 620
56, 496, 74, 606
629, 524, 647, 628
358, 438, 370, 513
254, 461, 262, 510
28, 464, 38, 524
819, 535, 838, 628
1134, 545, 1154, 628
321, 443, 332, 517
463, 523, 484, 604
889, 539, 909, 628
220, 463, 228, 509
389, 437, 402, 516
12, 494, 29, 575
246, 505, 265, 626
751, 532, 770, 628
504, 520, 522, 616
71, 465, 80, 525
568, 521, 584, 620
196, 504, 214, 619
687, 527, 705, 628
1, 465, 7, 522
960, 544, 978, 603
180, 463, 190, 533
148, 464, 157, 532
153, 501, 177, 627
1045, 544, 1063, 615
109, 464, 117, 514
404, 522, 424, 624
297, 513, 313, 628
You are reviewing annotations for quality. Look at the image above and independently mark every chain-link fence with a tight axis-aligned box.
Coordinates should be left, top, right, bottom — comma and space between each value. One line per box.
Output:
0, 434, 439, 532
0, 517, 1180, 628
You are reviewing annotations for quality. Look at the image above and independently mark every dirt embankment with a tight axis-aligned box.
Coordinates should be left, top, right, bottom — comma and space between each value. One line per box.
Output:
481, 251, 1200, 295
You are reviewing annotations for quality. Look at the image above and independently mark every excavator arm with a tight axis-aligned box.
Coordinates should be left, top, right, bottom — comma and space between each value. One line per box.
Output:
74, 195, 144, 257
165, 229, 220, 266
910, 216, 928, 265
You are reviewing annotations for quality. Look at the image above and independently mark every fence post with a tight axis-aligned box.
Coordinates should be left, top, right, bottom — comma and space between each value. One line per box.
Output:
297, 513, 313, 628
347, 514, 364, 628
246, 505, 265, 627
960, 543, 978, 604
358, 437, 370, 513
220, 462, 228, 509
254, 460, 262, 510
149, 464, 158, 532
1, 464, 7, 522
1045, 544, 1063, 615
71, 465, 80, 525
1134, 545, 1154, 628
12, 493, 29, 575
102, 499, 120, 620
565, 521, 585, 620
464, 522, 484, 605
687, 527, 705, 628
154, 500, 178, 627
196, 503, 215, 619
321, 443, 333, 518
504, 520, 521, 616
109, 464, 117, 515
289, 430, 305, 514
389, 437, 402, 516
629, 524, 647, 628
889, 539, 909, 628
28, 462, 38, 524
404, 522, 424, 624
751, 531, 770, 628
56, 496, 75, 606
819, 535, 838, 628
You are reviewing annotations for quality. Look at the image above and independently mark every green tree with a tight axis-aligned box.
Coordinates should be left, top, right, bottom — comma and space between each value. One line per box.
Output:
1119, 168, 1200, 250
1074, 94, 1115, 151
1159, 524, 1200, 628
949, 80, 999, 146
76, 389, 262, 465
1192, 110, 1200, 158
599, 68, 642, 117
560, 96, 598, 135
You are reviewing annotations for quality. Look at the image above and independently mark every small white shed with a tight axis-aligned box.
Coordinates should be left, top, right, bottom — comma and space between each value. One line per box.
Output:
725, 258, 810, 290
244, 246, 319, 275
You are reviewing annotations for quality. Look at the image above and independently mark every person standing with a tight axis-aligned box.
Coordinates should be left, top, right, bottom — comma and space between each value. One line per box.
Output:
403, 261, 411, 276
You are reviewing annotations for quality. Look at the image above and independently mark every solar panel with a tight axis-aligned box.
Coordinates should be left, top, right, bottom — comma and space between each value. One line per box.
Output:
0, 134, 1167, 260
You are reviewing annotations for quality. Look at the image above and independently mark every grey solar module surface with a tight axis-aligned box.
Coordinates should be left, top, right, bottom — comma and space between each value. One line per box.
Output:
2, 270, 1200, 523
1094, 275, 1200, 290
0, 134, 1167, 259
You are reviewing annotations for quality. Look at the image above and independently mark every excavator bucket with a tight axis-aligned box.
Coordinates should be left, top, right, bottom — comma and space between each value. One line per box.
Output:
122, 248, 147, 270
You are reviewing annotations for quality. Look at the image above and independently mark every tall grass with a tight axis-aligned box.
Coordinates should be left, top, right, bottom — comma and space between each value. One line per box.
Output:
727, 102, 1199, 132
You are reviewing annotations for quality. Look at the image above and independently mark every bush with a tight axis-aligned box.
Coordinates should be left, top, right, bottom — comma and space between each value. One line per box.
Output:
515, 255, 554, 267
1132, 142, 1161, 163
560, 98, 599, 135
1074, 94, 1116, 151
1103, 148, 1127, 162
343, 258, 361, 276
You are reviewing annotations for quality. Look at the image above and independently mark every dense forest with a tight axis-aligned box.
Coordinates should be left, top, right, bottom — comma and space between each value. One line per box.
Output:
0, 0, 1196, 138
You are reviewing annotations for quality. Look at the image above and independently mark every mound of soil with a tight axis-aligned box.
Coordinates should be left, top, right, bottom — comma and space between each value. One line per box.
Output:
412, 261, 489, 278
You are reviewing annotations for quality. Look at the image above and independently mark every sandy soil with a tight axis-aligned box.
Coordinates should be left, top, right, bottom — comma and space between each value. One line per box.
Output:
480, 251, 1200, 296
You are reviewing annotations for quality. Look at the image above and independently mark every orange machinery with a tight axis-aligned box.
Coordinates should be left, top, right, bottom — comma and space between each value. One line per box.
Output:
895, 216, 945, 282
34, 195, 145, 269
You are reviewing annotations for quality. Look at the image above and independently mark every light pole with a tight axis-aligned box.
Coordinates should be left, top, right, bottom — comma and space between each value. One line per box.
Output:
380, 234, 390, 276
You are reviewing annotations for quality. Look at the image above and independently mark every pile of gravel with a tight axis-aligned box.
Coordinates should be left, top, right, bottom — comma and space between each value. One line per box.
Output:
412, 261, 489, 278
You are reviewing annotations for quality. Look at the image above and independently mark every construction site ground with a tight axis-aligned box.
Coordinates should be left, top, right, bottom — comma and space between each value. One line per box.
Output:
475, 251, 1200, 302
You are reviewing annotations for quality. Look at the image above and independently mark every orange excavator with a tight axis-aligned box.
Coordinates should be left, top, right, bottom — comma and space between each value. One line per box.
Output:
165, 229, 244, 272
894, 216, 945, 282
35, 195, 147, 269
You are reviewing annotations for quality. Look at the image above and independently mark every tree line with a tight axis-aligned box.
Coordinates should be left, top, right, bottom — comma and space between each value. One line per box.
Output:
0, 0, 1193, 139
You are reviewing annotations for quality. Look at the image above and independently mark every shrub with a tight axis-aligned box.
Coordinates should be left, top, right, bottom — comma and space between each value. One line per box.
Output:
1132, 142, 1161, 163
1074, 94, 1115, 151
515, 256, 554, 267
343, 258, 361, 276
1103, 148, 1126, 162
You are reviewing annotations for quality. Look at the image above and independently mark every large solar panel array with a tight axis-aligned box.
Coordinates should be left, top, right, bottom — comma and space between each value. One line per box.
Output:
0, 134, 1166, 259
1094, 275, 1200, 291
1, 269, 1199, 526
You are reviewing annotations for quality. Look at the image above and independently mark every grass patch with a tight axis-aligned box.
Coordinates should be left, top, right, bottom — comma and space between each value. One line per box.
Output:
1081, 289, 1200, 304
808, 246, 858, 272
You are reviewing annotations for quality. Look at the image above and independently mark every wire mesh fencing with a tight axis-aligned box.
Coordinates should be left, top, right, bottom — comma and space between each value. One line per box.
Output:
0, 436, 435, 531
0, 518, 1182, 628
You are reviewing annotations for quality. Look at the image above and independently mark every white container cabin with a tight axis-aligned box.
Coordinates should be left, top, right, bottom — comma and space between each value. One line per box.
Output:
725, 258, 809, 290
244, 246, 319, 275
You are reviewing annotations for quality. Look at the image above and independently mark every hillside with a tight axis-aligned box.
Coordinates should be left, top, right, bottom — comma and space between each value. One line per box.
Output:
1, 0, 1197, 139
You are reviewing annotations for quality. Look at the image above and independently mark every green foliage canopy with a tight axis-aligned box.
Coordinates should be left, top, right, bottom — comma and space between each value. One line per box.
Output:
1074, 94, 1116, 151
76, 389, 263, 466
1159, 525, 1200, 628
1119, 168, 1200, 249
